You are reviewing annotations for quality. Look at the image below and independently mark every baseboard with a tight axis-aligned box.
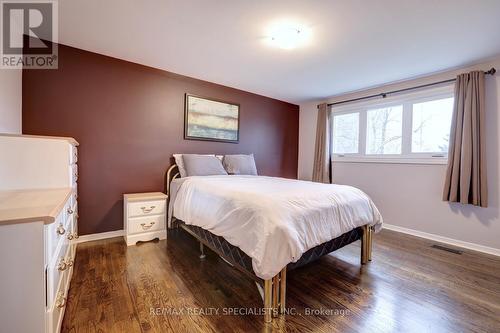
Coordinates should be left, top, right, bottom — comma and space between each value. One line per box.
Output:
76, 230, 124, 243
75, 225, 500, 256
383, 223, 500, 257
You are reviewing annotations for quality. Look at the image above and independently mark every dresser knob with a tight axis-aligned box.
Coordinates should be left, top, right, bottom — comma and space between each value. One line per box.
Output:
67, 208, 74, 214
56, 224, 66, 235
55, 293, 66, 308
67, 233, 74, 240
66, 258, 74, 267
57, 258, 67, 271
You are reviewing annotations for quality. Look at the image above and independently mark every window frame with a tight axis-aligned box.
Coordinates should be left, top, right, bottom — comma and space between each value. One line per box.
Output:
330, 84, 454, 165
331, 110, 361, 155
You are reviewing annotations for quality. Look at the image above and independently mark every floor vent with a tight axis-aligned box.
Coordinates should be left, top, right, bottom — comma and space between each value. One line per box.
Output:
431, 244, 463, 255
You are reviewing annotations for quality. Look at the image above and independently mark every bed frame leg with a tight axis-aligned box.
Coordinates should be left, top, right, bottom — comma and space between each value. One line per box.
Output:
368, 226, 373, 261
263, 267, 287, 323
361, 224, 373, 264
272, 275, 279, 317
279, 267, 287, 314
264, 279, 272, 323
361, 225, 368, 264
199, 242, 206, 260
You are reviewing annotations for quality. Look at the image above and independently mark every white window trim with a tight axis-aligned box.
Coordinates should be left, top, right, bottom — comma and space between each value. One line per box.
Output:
330, 84, 454, 165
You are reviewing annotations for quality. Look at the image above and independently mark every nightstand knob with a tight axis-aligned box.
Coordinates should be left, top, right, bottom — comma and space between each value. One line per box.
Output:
140, 206, 156, 213
140, 221, 155, 230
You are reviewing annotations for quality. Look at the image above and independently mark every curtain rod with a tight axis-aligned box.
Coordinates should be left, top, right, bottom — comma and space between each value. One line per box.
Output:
318, 67, 496, 108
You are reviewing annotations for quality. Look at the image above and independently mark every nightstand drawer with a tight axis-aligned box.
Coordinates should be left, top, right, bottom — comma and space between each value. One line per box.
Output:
128, 200, 166, 218
128, 214, 165, 234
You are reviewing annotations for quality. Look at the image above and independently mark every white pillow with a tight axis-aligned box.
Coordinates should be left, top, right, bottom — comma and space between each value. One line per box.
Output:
223, 154, 258, 175
173, 154, 188, 177
183, 155, 228, 176
173, 154, 224, 177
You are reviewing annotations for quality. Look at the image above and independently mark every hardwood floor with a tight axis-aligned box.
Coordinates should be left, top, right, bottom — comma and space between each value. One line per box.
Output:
62, 229, 500, 333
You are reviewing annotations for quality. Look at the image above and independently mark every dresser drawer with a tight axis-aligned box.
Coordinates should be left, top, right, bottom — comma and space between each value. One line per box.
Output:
128, 200, 166, 218
69, 145, 78, 164
46, 199, 73, 262
67, 212, 79, 257
47, 240, 71, 308
47, 264, 69, 333
128, 214, 165, 235
70, 190, 77, 209
69, 164, 78, 187
68, 206, 78, 239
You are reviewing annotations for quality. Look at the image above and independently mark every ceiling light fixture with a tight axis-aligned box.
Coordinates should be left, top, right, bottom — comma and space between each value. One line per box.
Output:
266, 21, 311, 50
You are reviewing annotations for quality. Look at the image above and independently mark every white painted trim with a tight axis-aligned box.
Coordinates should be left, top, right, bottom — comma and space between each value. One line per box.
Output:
75, 230, 124, 243
332, 157, 447, 165
383, 224, 500, 257
330, 86, 454, 164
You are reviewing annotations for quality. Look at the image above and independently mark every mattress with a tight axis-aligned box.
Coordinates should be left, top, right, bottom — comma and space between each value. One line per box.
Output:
169, 175, 382, 280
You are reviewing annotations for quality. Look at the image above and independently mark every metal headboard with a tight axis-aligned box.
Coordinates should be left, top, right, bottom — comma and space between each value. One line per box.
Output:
166, 164, 180, 200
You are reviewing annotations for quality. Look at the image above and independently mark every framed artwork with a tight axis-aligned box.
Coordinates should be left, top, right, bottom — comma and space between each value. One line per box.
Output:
184, 94, 240, 143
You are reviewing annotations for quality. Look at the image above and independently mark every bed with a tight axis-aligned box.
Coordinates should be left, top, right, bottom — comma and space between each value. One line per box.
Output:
165, 164, 382, 322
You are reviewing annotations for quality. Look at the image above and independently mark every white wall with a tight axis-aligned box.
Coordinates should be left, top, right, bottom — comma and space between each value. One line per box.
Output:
299, 58, 500, 251
0, 69, 22, 134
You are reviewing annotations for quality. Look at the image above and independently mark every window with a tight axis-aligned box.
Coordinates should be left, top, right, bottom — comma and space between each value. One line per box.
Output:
331, 86, 454, 164
332, 112, 359, 154
366, 105, 403, 155
411, 98, 453, 153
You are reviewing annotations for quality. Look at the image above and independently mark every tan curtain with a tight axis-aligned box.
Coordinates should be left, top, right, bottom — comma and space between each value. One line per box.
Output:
443, 71, 487, 207
312, 103, 331, 183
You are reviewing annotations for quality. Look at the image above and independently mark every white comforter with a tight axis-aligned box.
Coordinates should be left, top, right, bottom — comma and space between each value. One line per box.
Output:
170, 175, 382, 280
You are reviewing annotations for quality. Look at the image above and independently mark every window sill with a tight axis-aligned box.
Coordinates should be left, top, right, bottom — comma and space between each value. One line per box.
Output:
331, 157, 448, 165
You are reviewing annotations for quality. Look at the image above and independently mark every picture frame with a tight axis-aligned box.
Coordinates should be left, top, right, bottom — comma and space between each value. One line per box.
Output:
184, 93, 240, 143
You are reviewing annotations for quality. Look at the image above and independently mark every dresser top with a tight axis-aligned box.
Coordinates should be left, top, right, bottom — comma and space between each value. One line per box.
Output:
0, 188, 72, 226
124, 192, 168, 202
0, 133, 79, 146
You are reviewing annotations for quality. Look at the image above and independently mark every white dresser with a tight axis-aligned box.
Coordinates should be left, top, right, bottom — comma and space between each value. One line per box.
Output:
0, 134, 79, 333
124, 192, 167, 246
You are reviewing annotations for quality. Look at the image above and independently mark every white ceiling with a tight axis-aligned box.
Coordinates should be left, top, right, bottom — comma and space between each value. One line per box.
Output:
59, 0, 500, 104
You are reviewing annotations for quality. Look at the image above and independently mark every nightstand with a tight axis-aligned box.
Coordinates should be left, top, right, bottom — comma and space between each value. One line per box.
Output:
123, 192, 168, 246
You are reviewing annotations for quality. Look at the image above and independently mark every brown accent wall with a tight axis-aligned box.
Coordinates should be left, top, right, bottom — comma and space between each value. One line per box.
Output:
22, 44, 299, 235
